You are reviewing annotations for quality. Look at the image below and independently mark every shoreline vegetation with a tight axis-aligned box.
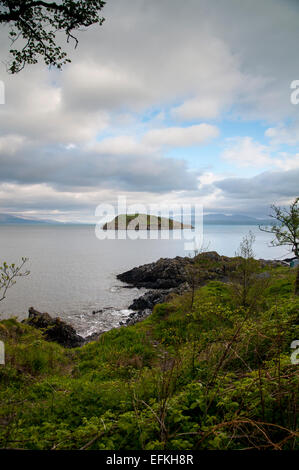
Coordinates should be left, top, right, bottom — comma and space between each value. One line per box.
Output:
0, 251, 298, 450
102, 213, 193, 230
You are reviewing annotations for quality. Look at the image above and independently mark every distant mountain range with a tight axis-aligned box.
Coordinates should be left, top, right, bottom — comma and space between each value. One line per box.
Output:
0, 214, 60, 225
0, 213, 272, 226
203, 214, 271, 225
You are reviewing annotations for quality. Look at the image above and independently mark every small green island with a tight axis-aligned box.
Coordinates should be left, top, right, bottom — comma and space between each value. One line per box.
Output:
102, 213, 193, 230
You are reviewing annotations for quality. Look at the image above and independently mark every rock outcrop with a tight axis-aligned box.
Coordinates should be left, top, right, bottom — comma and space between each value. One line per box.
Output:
26, 307, 85, 348
118, 251, 287, 291
117, 251, 232, 289
129, 289, 172, 310
24, 254, 288, 346
117, 255, 191, 289
118, 252, 288, 317
119, 309, 152, 327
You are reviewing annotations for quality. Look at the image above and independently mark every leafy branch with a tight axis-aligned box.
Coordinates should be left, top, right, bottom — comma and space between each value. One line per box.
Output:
0, 0, 106, 73
0, 257, 30, 302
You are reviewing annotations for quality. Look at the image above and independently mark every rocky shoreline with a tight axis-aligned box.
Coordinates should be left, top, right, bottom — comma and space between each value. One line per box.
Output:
25, 252, 287, 347
116, 251, 287, 326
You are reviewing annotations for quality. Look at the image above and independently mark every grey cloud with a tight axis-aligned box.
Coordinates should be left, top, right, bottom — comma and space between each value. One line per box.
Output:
204, 169, 299, 216
216, 169, 299, 199
1, 0, 298, 123
0, 0, 298, 220
60, 0, 299, 121
0, 145, 199, 193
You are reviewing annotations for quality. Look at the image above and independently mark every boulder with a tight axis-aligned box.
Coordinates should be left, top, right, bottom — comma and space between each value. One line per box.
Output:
26, 307, 84, 348
129, 289, 171, 310
117, 256, 191, 289
121, 309, 152, 327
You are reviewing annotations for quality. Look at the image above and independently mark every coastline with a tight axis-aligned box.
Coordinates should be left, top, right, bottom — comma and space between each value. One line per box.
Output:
22, 251, 289, 347
1, 250, 298, 450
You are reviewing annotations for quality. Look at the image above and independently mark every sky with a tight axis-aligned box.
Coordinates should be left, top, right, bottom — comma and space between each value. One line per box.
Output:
0, 0, 298, 222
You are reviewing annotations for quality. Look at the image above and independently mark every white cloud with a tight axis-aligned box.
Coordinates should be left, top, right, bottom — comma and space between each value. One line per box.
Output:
222, 137, 299, 172
90, 124, 219, 157
0, 134, 27, 155
91, 135, 152, 156
61, 62, 147, 112
222, 137, 271, 168
265, 123, 299, 146
275, 152, 299, 171
172, 98, 224, 121
143, 124, 219, 147
0, 67, 109, 144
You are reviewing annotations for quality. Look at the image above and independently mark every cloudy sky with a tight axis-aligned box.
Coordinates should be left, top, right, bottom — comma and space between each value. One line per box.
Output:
0, 0, 298, 222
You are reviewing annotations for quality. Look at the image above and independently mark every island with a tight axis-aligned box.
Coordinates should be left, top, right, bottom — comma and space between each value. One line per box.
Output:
102, 213, 193, 230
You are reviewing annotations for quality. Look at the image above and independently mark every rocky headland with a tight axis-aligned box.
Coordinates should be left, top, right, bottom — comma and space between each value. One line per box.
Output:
117, 251, 286, 325
25, 252, 286, 345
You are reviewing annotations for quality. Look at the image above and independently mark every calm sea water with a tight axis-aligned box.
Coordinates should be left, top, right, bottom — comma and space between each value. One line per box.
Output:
0, 225, 288, 336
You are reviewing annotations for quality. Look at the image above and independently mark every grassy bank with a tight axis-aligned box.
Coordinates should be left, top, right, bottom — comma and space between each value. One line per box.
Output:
0, 264, 298, 450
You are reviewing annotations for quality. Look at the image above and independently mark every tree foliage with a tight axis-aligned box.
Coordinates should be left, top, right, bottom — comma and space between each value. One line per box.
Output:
0, 1, 106, 73
230, 231, 262, 308
260, 198, 299, 257
0, 257, 30, 302
260, 197, 299, 294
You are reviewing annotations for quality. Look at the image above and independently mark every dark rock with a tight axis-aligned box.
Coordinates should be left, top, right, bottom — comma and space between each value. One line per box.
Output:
129, 289, 172, 311
26, 308, 54, 329
258, 259, 287, 268
117, 256, 191, 289
118, 251, 290, 293
83, 331, 104, 343
26, 307, 84, 348
123, 309, 152, 327
118, 251, 289, 322
117, 251, 233, 290
92, 309, 103, 314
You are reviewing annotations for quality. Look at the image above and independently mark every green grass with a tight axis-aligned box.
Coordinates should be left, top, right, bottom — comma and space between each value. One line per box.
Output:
0, 266, 298, 450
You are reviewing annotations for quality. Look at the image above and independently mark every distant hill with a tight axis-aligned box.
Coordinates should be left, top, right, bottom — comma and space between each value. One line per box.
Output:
0, 212, 272, 226
0, 214, 60, 225
103, 214, 193, 230
203, 214, 272, 225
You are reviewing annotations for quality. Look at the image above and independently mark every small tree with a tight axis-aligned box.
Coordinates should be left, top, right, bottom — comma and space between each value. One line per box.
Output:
0, 1, 106, 73
185, 262, 203, 310
259, 197, 299, 295
0, 257, 30, 302
230, 231, 260, 308
185, 244, 211, 309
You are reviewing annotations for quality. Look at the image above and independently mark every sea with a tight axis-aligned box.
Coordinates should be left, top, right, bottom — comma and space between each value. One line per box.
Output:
0, 224, 289, 337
